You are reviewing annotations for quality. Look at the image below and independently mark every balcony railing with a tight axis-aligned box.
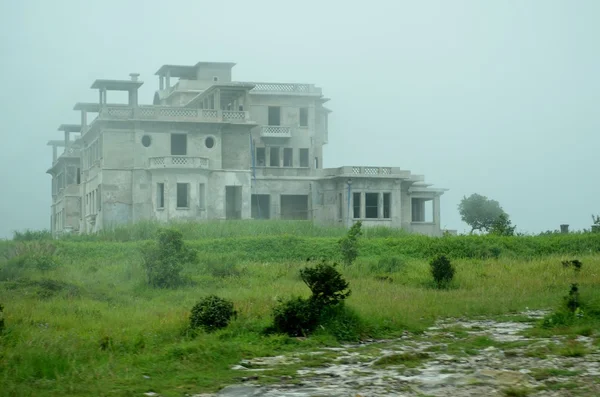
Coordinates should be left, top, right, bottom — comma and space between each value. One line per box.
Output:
149, 156, 209, 169
238, 82, 321, 95
98, 106, 250, 123
260, 126, 292, 138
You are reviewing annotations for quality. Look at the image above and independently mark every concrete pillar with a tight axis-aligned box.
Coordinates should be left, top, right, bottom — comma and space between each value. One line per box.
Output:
81, 111, 87, 128
52, 145, 57, 162
166, 71, 171, 89
560, 224, 569, 234
433, 196, 441, 225
378, 192, 383, 219
64, 131, 70, 148
214, 89, 221, 110
128, 89, 138, 106
360, 191, 366, 219
159, 76, 164, 90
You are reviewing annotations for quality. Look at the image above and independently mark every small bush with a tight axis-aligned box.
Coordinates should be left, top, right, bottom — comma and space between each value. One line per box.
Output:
300, 261, 350, 307
0, 303, 4, 332
430, 254, 455, 289
317, 304, 364, 341
141, 228, 197, 288
562, 259, 582, 272
202, 256, 241, 278
338, 221, 362, 266
564, 283, 580, 313
189, 295, 236, 332
272, 296, 320, 337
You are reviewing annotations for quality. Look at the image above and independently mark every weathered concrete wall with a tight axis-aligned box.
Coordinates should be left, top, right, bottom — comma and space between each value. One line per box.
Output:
221, 126, 251, 170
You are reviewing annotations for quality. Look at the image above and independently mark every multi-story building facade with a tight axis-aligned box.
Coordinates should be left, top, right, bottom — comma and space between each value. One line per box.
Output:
47, 61, 447, 236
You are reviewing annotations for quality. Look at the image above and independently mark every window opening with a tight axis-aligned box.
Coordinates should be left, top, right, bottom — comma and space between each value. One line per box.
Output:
142, 135, 152, 147
383, 193, 391, 219
177, 183, 189, 208
299, 148, 309, 167
256, 147, 266, 166
283, 148, 293, 167
365, 193, 379, 219
268, 106, 281, 126
299, 107, 308, 127
171, 134, 187, 155
205, 136, 215, 149
157, 183, 165, 208
269, 147, 280, 167
353, 192, 361, 219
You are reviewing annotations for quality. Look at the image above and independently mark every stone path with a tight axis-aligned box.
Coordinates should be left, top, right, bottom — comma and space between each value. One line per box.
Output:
186, 310, 600, 396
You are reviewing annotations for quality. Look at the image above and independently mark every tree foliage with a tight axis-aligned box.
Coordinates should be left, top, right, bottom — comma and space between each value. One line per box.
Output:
338, 221, 362, 266
488, 213, 517, 236
141, 228, 196, 288
300, 261, 351, 307
458, 193, 508, 234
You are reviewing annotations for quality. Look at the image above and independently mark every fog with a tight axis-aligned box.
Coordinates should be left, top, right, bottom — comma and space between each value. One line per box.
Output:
1, 0, 599, 238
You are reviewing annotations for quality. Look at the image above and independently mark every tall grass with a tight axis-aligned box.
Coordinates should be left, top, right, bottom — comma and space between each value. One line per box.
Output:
1, 223, 600, 396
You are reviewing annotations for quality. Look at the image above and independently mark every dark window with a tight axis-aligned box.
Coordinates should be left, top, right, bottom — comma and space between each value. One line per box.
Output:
76, 168, 80, 185
171, 134, 187, 155
157, 183, 165, 208
270, 147, 280, 167
251, 194, 270, 219
283, 148, 293, 167
383, 193, 391, 218
299, 148, 309, 167
268, 106, 281, 126
353, 192, 361, 219
213, 76, 218, 82
338, 193, 343, 219
299, 107, 308, 127
238, 105, 244, 111
177, 183, 189, 208
199, 183, 205, 209
314, 157, 319, 169
205, 136, 215, 149
365, 193, 379, 219
256, 147, 266, 166
142, 135, 152, 147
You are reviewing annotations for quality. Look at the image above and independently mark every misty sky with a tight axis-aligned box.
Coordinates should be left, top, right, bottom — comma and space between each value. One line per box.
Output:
1, 0, 599, 238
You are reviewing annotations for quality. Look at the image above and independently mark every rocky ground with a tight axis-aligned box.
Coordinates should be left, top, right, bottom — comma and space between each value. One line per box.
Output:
174, 310, 600, 396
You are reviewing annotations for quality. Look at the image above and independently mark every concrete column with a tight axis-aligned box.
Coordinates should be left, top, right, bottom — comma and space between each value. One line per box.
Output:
166, 71, 171, 89
214, 89, 221, 110
378, 192, 383, 219
360, 191, 366, 219
52, 145, 57, 162
81, 111, 87, 128
64, 131, 70, 148
433, 196, 441, 225
128, 89, 138, 106
159, 76, 164, 90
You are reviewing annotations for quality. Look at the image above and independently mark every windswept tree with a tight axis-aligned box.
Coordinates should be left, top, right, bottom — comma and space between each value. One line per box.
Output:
458, 193, 508, 234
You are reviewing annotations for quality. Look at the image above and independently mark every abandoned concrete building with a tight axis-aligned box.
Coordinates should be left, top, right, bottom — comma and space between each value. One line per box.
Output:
47, 61, 447, 236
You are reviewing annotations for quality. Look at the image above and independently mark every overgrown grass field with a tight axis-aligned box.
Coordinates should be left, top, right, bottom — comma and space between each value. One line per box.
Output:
1, 221, 600, 396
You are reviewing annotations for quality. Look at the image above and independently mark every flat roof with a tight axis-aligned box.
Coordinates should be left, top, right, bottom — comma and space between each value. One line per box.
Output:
73, 102, 101, 112
58, 124, 81, 132
47, 140, 66, 147
155, 61, 236, 77
91, 79, 144, 91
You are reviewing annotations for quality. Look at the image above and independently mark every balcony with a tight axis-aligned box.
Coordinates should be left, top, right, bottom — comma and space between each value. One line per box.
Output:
260, 126, 292, 138
149, 156, 209, 170
239, 82, 322, 96
98, 106, 251, 124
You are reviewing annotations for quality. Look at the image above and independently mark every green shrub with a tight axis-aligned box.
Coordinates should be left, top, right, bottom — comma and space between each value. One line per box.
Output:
430, 255, 455, 289
189, 295, 237, 332
338, 221, 362, 266
564, 283, 580, 313
12, 229, 53, 241
300, 261, 351, 307
0, 303, 4, 332
271, 260, 352, 337
271, 296, 319, 337
317, 304, 364, 341
141, 228, 197, 288
562, 259, 582, 272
